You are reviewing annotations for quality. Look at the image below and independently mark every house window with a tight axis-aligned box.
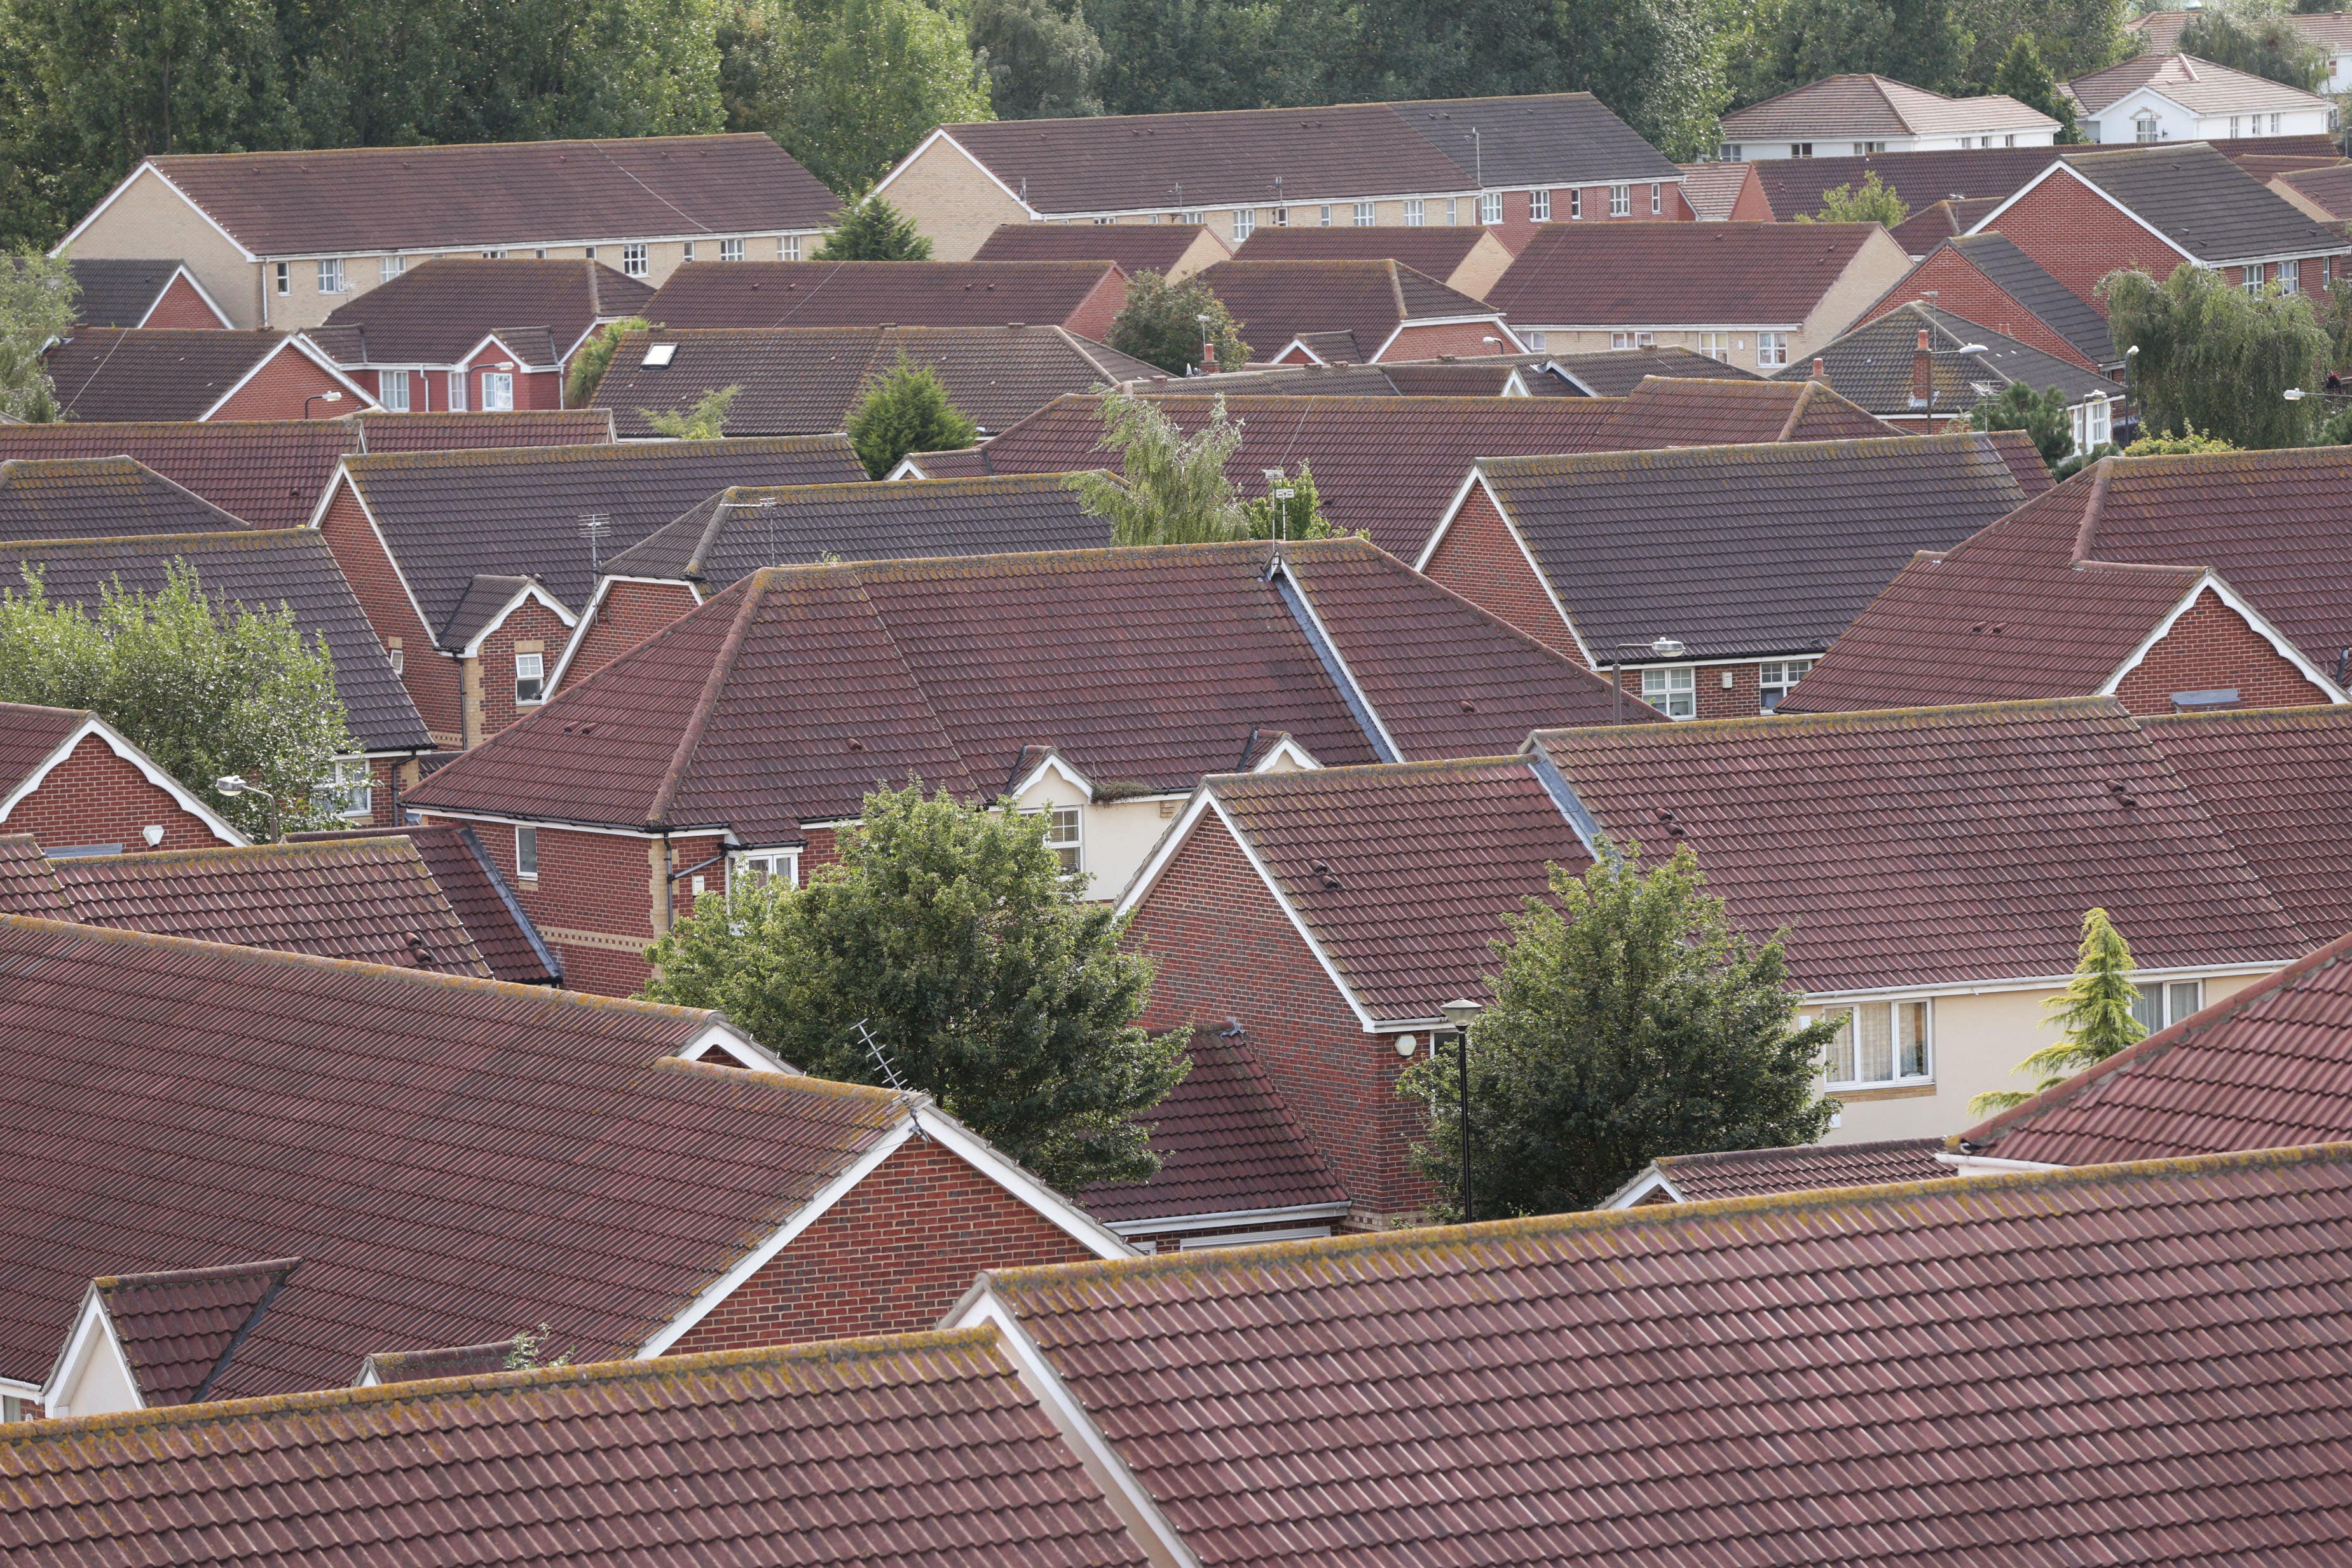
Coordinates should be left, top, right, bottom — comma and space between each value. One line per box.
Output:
1789, 142, 1812, 157
1353, 201, 1375, 226
481, 249, 507, 260
1269, 207, 1287, 227
721, 238, 745, 261
1641, 665, 1696, 718
2245, 263, 2267, 295
1404, 198, 1425, 226
2231, 116, 2242, 139
1569, 189, 1582, 219
2132, 979, 2203, 1032
1609, 331, 1656, 350
1041, 805, 1083, 875
1852, 141, 1884, 155
1480, 190, 1502, 224
481, 371, 514, 411
1821, 1000, 1931, 1087
380, 369, 410, 412
314, 758, 373, 819
2272, 112, 2282, 133
2083, 120, 2102, 142
1523, 330, 1546, 350
732, 849, 801, 889
1756, 331, 1788, 368
1609, 184, 1631, 217
275, 262, 290, 296
2281, 259, 2301, 293
681, 241, 695, 262
1233, 208, 1256, 240
781, 235, 802, 260
317, 257, 346, 294
516, 825, 538, 881
1758, 659, 1813, 711
448, 370, 466, 411
1531, 189, 1551, 221
1443, 196, 1458, 225
384, 637, 404, 674
2088, 395, 2112, 447
1650, 183, 1662, 215
1718, 144, 1742, 161
584, 246, 598, 259
514, 651, 544, 706
621, 243, 649, 278
2004, 133, 2016, 146
379, 255, 406, 283
1318, 205, 1332, 226
1698, 331, 1729, 361
2135, 114, 2159, 142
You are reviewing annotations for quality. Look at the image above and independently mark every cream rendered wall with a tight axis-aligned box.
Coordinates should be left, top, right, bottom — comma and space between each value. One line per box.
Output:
46, 1327, 139, 1419
1795, 227, 1915, 360
882, 137, 1032, 261
1814, 969, 2271, 1144
67, 167, 262, 327
1009, 770, 1189, 903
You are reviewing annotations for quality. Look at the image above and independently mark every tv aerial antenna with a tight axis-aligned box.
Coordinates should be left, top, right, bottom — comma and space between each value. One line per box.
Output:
851, 1018, 929, 1140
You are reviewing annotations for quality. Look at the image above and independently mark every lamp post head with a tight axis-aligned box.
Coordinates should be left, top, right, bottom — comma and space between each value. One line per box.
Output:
2126, 344, 2140, 357
1649, 636, 1686, 658
2285, 388, 2308, 400
1440, 998, 1484, 1031
321, 391, 341, 402
214, 774, 250, 796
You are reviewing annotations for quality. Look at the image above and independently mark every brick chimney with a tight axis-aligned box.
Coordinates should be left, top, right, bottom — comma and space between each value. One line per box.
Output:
1910, 328, 1933, 408
1200, 338, 1219, 373
1810, 355, 1829, 387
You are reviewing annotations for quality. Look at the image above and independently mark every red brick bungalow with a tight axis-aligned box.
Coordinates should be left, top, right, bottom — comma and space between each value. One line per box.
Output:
43, 330, 373, 421
3, 914, 1129, 1421
0, 703, 242, 856
65, 259, 231, 329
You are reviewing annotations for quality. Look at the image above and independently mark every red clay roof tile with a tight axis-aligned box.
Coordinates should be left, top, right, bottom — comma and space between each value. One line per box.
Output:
1616, 1136, 1949, 1204
90, 1257, 302, 1406
976, 222, 1227, 271
645, 260, 1126, 331
312, 257, 654, 368
285, 824, 563, 985
1490, 221, 1892, 325
1194, 259, 1505, 361
0, 455, 251, 540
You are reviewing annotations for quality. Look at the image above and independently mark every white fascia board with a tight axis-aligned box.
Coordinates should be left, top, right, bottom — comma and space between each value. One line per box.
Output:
1967, 161, 2194, 266
870, 129, 1037, 217
1599, 1164, 1684, 1209
1515, 321, 1802, 334
948, 1283, 1204, 1568
1367, 317, 1522, 363
1272, 337, 1328, 365
40, 1288, 140, 1419
673, 1019, 789, 1073
1103, 1199, 1354, 1235
1250, 735, 1320, 772
1414, 464, 1491, 569
196, 336, 379, 421
915, 1105, 1135, 1258
1276, 560, 1405, 762
56, 163, 259, 261
1800, 957, 2292, 1006
411, 805, 727, 840
1932, 1151, 2066, 1176
2098, 570, 2348, 704
1009, 749, 1095, 803
0, 716, 244, 845
451, 329, 561, 375
455, 580, 580, 658
884, 454, 932, 480
133, 265, 233, 329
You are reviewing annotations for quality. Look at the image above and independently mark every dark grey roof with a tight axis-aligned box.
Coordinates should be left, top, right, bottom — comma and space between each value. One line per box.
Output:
1772, 303, 2114, 416
0, 457, 251, 541
1945, 233, 2118, 368
439, 575, 541, 649
606, 475, 1114, 591
1545, 346, 1764, 397
313, 258, 655, 369
0, 531, 428, 752
2057, 144, 2352, 264
340, 437, 868, 648
1475, 430, 2042, 660
45, 331, 296, 421
1388, 95, 1681, 187
65, 260, 204, 329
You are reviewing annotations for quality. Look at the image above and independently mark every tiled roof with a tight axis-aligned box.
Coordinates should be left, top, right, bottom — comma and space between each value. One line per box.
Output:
44, 330, 301, 421
286, 824, 563, 986
1938, 233, 2117, 367
349, 408, 615, 452
897, 446, 995, 479
1533, 697, 2306, 993
355, 1340, 516, 1384
974, 222, 1227, 271
1676, 160, 1758, 221
927, 93, 1680, 215
0, 529, 427, 753
437, 573, 539, 651
1472, 430, 2042, 661
606, 474, 1112, 590
1191, 758, 1589, 1021
1595, 373, 1898, 444
1885, 194, 1999, 254
0, 1328, 1149, 1567
2051, 142, 2351, 263
1785, 447, 2352, 712
0, 702, 88, 801
981, 1142, 2352, 1567
0, 835, 69, 915
2067, 51, 2332, 116
1490, 221, 1891, 325
1542, 346, 1762, 396
1196, 259, 1505, 361
1164, 360, 1512, 395
135, 134, 840, 255
1723, 74, 2057, 139
0, 914, 913, 1398
407, 538, 1636, 838
644, 261, 1125, 331
47, 838, 491, 975
1082, 1026, 1346, 1225
65, 259, 207, 329
1772, 301, 2114, 414
311, 257, 653, 369
1232, 224, 1501, 285
1627, 1138, 1949, 1203
339, 435, 866, 644
589, 324, 1158, 437
92, 1258, 302, 1406
1753, 144, 2063, 218
2278, 161, 2352, 219
1967, 932, 2352, 1166
2142, 706, 2352, 943
0, 456, 250, 540
0, 420, 355, 530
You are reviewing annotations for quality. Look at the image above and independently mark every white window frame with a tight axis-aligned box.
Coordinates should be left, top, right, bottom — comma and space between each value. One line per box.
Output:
516, 824, 538, 881
1697, 331, 1728, 362
317, 257, 346, 294
481, 249, 507, 260
1353, 201, 1374, 226
730, 848, 802, 890
275, 262, 290, 296
1718, 144, 1741, 161
379, 369, 410, 412
2245, 263, 2267, 296
1523, 330, 1546, 350
1650, 183, 1662, 215
1232, 208, 1256, 240
1026, 804, 1083, 878
721, 238, 746, 262
1480, 190, 1502, 224
1403, 198, 1425, 226
481, 371, 515, 411
1852, 141, 1884, 156
1758, 658, 1813, 711
448, 370, 466, 412
2135, 114, 2159, 143
1640, 665, 1696, 719
2132, 978, 2203, 1032
2230, 116, 2241, 139
2272, 112, 2282, 133
514, 651, 545, 706
682, 241, 696, 262
1818, 999, 1933, 1089
1609, 184, 1631, 217
621, 243, 650, 278
1789, 143, 1812, 158
315, 758, 373, 819
1569, 189, 1582, 220
1317, 205, 1332, 226
1531, 189, 1550, 221
2280, 258, 2301, 294
379, 255, 406, 283
1756, 331, 1789, 369
781, 235, 802, 260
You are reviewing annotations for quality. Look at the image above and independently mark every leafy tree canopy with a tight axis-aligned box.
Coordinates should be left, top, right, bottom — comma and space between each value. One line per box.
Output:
643, 384, 739, 438
565, 315, 652, 407
970, 0, 1104, 118
2100, 263, 2330, 449
1796, 170, 1909, 224
1990, 35, 2079, 140
1106, 269, 1250, 376
641, 781, 1187, 1192
845, 355, 978, 475
747, 0, 993, 194
0, 250, 76, 421
2123, 423, 2239, 454
812, 192, 933, 259
1969, 381, 2074, 468
0, 564, 355, 840
1970, 907, 2146, 1112
1730, 0, 1972, 106
1071, 390, 1251, 543
2178, 3, 2332, 92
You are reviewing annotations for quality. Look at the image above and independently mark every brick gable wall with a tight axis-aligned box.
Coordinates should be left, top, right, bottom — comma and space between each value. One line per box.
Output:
1380, 318, 1517, 361
1419, 488, 1581, 659
2110, 586, 2334, 712
666, 1135, 1097, 1351
209, 347, 355, 420
449, 819, 666, 996
1859, 249, 2105, 371
1066, 269, 1128, 343
456, 345, 564, 412
557, 582, 700, 693
3, 733, 226, 852
1127, 814, 1435, 1221
1984, 175, 2188, 316
318, 479, 463, 746
472, 600, 577, 742
142, 274, 226, 329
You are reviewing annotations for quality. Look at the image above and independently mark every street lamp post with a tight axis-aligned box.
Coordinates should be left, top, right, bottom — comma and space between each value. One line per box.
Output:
1441, 998, 1482, 1222
1610, 636, 1687, 723
214, 774, 280, 843
2123, 344, 2139, 442
303, 390, 344, 419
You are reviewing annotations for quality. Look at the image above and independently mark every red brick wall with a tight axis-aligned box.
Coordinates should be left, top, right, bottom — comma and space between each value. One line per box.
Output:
1420, 487, 1580, 659
457, 346, 564, 412
142, 274, 226, 329
3, 733, 228, 852
1604, 660, 1784, 720
473, 600, 577, 739
1065, 269, 1128, 343
451, 819, 655, 995
2110, 587, 2333, 712
1126, 815, 1435, 1220
210, 346, 359, 419
1721, 171, 1772, 224
1859, 249, 2105, 371
558, 582, 700, 693
319, 480, 462, 745
1379, 318, 1518, 361
666, 1136, 1097, 1351
1984, 174, 2188, 317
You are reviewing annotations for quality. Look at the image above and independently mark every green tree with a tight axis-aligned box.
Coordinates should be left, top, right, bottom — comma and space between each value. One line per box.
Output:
1243, 461, 1336, 540
642, 781, 1187, 1191
970, 0, 1104, 118
2100, 264, 2330, 448
1729, 0, 1973, 106
2178, 4, 2330, 93
1107, 270, 1250, 376
812, 192, 933, 259
566, 315, 652, 406
1071, 390, 1253, 543
1398, 846, 1838, 1219
0, 564, 355, 841
2123, 423, 2239, 454
1969, 907, 2147, 1112
845, 355, 978, 475
763, 0, 992, 194
1970, 381, 2074, 468
1795, 172, 1910, 225
1990, 36, 2080, 140
0, 251, 77, 422
1084, 0, 1345, 118
1950, 0, 2125, 85
643, 384, 740, 437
